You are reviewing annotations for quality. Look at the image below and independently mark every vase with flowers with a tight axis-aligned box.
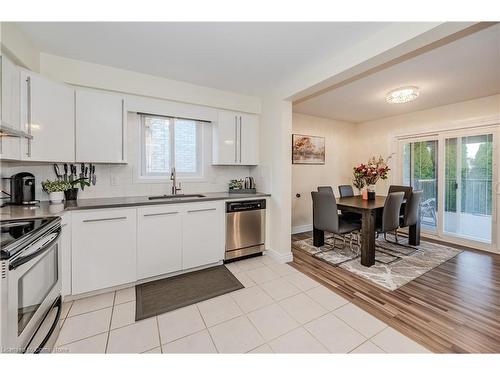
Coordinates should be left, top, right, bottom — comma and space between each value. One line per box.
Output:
353, 155, 392, 200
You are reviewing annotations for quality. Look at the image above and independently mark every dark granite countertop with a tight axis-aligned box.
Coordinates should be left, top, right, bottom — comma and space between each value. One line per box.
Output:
0, 192, 271, 220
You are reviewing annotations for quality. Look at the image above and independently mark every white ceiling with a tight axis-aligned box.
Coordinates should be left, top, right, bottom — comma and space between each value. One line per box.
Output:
14, 22, 392, 96
293, 24, 500, 123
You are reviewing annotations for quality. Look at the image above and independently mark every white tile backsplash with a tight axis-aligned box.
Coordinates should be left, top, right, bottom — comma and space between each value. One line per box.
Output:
0, 113, 251, 200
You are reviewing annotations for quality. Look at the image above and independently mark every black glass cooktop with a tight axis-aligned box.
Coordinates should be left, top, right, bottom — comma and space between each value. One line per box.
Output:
1, 217, 58, 258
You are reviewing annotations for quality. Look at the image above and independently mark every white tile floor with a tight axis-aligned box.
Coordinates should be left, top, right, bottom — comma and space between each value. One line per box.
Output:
55, 255, 431, 354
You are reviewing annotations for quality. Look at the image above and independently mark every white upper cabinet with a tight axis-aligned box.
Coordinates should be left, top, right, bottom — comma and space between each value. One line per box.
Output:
0, 56, 21, 160
212, 110, 259, 165
75, 89, 126, 163
20, 70, 75, 162
239, 112, 259, 165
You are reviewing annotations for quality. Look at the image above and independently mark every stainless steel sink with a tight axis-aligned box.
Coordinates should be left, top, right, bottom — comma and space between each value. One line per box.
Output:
148, 194, 206, 200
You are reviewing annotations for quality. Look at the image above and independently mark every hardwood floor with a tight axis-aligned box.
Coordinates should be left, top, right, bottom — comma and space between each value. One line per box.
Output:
291, 232, 500, 353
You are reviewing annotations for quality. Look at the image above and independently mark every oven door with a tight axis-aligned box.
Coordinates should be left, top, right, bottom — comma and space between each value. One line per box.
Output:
3, 226, 62, 353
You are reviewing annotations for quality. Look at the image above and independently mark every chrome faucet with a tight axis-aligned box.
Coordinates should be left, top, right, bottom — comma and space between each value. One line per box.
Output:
170, 167, 182, 195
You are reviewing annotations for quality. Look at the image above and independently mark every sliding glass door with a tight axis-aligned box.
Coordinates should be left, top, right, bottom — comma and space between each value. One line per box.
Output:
402, 139, 438, 231
444, 134, 493, 243
399, 128, 498, 250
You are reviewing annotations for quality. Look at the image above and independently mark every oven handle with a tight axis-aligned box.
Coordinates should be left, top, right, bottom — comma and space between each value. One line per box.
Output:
33, 296, 62, 354
9, 227, 62, 271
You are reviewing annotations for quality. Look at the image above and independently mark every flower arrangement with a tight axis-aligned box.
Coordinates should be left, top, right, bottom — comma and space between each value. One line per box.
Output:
353, 155, 392, 189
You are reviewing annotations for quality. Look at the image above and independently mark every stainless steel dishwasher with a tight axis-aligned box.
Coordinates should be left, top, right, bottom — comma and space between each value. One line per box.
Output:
225, 199, 266, 261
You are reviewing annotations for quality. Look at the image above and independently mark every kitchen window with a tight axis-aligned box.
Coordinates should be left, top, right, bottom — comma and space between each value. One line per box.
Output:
140, 114, 203, 179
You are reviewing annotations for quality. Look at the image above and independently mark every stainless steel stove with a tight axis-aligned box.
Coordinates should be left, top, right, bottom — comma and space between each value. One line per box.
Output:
1, 217, 62, 353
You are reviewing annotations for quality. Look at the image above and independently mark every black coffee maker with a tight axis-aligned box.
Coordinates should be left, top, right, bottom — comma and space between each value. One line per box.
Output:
9, 172, 39, 205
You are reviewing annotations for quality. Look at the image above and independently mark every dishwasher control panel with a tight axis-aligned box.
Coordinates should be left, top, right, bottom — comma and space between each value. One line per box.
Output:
226, 199, 266, 212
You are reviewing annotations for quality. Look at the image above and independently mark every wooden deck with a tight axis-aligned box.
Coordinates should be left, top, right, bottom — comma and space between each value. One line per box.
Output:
291, 232, 500, 353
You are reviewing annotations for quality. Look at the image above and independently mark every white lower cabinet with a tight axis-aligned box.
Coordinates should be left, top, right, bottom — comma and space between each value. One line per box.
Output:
182, 202, 224, 270
69, 201, 225, 296
137, 205, 183, 279
60, 213, 72, 297
71, 208, 137, 295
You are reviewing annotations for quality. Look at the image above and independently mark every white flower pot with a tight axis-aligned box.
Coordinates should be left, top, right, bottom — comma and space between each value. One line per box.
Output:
49, 191, 64, 203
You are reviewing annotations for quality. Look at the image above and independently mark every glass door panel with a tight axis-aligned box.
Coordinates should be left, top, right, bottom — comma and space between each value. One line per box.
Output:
444, 134, 493, 243
402, 140, 438, 231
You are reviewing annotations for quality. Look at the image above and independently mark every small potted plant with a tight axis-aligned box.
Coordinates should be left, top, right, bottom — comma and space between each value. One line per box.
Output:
41, 180, 71, 203
64, 178, 91, 201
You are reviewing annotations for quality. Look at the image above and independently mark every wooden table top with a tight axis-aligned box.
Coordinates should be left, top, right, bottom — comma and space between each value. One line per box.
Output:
336, 195, 387, 210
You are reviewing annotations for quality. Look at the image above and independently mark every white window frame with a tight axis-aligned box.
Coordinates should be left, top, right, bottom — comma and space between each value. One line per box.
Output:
392, 117, 500, 254
139, 114, 204, 181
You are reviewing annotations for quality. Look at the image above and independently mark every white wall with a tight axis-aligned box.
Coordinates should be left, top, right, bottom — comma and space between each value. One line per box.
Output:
0, 22, 40, 71
251, 97, 292, 261
291, 113, 356, 232
40, 53, 261, 114
353, 94, 500, 193
1, 112, 251, 200
290, 94, 500, 234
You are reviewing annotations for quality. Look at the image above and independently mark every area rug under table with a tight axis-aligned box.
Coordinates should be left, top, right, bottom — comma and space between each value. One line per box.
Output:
135, 265, 243, 320
293, 233, 462, 291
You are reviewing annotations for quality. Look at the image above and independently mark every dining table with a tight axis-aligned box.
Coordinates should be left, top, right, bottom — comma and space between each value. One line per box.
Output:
312, 195, 421, 267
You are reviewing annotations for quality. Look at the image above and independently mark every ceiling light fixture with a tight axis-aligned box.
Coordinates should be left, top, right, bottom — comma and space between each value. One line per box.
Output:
385, 86, 419, 104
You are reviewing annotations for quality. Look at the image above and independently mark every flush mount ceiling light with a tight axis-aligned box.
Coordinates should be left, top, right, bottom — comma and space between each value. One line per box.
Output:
385, 86, 419, 104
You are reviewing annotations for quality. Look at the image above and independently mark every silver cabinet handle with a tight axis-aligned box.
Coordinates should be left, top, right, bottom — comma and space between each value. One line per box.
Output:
143, 211, 179, 217
26, 76, 32, 157
239, 116, 242, 163
234, 115, 238, 163
187, 208, 216, 213
83, 216, 127, 223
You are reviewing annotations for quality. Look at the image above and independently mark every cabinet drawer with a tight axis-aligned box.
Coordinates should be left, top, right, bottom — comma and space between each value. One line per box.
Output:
182, 202, 224, 270
137, 205, 183, 279
71, 209, 137, 295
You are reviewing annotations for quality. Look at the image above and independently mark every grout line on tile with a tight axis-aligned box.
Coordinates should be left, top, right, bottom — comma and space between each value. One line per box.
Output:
155, 316, 163, 354
66, 305, 114, 319
332, 306, 388, 339
61, 300, 74, 320
55, 331, 109, 349
195, 304, 219, 353
368, 339, 387, 353
104, 291, 116, 353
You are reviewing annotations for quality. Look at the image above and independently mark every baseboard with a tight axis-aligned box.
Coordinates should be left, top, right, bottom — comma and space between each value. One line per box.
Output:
264, 248, 294, 264
292, 224, 313, 235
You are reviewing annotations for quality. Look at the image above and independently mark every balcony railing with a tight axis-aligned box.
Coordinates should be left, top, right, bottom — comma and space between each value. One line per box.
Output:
416, 178, 492, 216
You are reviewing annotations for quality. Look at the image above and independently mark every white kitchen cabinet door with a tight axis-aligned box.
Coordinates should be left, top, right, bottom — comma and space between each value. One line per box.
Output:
71, 209, 137, 295
60, 214, 72, 297
239, 113, 259, 165
20, 70, 74, 162
0, 56, 21, 160
182, 202, 224, 270
75, 89, 126, 163
137, 205, 182, 280
212, 110, 238, 165
212, 110, 259, 165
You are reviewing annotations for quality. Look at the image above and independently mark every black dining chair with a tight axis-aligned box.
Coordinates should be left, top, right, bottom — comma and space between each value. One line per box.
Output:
311, 190, 361, 251
388, 185, 413, 218
338, 185, 355, 198
318, 186, 334, 194
338, 184, 362, 223
317, 186, 359, 247
376, 192, 405, 241
388, 185, 413, 202
399, 190, 423, 234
